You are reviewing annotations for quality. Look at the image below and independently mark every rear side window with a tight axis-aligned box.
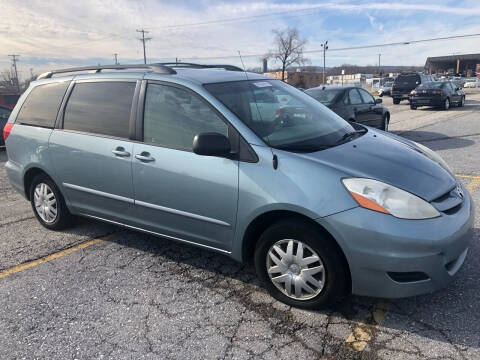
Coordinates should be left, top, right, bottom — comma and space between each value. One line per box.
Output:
358, 89, 375, 104
16, 82, 69, 128
63, 82, 135, 139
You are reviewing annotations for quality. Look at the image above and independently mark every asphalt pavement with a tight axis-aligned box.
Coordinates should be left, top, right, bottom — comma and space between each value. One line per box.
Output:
0, 93, 479, 359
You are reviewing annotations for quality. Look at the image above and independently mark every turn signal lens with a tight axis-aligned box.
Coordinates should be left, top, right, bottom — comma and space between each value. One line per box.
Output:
349, 192, 390, 214
3, 123, 13, 141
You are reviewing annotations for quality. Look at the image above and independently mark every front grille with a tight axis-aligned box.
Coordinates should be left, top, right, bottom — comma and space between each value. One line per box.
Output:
430, 184, 464, 213
387, 271, 430, 283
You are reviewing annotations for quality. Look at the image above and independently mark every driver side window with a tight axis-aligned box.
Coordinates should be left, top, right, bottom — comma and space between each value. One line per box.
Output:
358, 89, 375, 104
143, 84, 228, 151
348, 89, 362, 105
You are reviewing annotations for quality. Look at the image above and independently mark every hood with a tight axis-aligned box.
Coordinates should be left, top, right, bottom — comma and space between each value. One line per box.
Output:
297, 129, 456, 202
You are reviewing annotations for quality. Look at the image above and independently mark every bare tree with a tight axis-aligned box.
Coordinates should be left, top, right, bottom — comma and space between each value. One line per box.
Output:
0, 68, 18, 93
267, 28, 308, 81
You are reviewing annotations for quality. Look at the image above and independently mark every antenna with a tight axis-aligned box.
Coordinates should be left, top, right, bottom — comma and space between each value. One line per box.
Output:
237, 50, 249, 81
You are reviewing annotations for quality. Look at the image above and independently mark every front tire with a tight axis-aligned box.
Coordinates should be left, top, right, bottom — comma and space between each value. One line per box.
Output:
30, 174, 74, 230
442, 98, 450, 110
254, 219, 348, 309
382, 113, 389, 131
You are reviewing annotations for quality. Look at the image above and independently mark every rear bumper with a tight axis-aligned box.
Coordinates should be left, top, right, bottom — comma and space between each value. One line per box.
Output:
320, 184, 474, 298
392, 91, 410, 99
410, 96, 445, 107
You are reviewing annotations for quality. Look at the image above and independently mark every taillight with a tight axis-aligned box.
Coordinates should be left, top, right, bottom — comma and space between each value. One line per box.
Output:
3, 123, 13, 141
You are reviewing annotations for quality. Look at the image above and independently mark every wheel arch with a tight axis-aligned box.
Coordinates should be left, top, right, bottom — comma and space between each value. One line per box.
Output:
23, 167, 55, 200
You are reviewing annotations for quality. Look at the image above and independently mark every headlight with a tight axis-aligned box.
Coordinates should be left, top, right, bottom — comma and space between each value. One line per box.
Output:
342, 178, 440, 219
410, 90, 416, 95
413, 142, 452, 174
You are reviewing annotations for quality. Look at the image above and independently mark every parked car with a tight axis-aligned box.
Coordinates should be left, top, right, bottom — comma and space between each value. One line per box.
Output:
463, 78, 480, 88
4, 64, 473, 309
305, 86, 390, 130
409, 81, 465, 110
0, 105, 12, 147
391, 73, 434, 104
377, 82, 393, 97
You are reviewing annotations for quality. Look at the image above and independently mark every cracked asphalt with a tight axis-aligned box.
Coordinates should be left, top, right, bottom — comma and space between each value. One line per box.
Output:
0, 92, 479, 359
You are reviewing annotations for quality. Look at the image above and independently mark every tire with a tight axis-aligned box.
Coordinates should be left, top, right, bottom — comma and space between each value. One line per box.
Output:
442, 98, 450, 111
410, 104, 417, 110
382, 113, 390, 131
393, 98, 400, 104
458, 96, 465, 107
254, 219, 348, 310
30, 174, 74, 230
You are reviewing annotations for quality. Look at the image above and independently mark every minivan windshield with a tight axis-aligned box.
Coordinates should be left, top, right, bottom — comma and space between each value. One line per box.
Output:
204, 80, 355, 152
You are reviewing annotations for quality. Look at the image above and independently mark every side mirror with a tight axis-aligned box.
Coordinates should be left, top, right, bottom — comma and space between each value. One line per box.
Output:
375, 98, 382, 104
193, 132, 231, 157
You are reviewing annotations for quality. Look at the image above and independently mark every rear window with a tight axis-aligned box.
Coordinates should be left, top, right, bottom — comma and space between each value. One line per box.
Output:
63, 82, 135, 139
395, 74, 420, 87
16, 82, 69, 128
417, 82, 443, 89
305, 89, 344, 105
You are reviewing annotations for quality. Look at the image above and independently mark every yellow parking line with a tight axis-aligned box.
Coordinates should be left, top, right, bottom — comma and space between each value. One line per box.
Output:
455, 174, 480, 179
0, 236, 107, 279
345, 300, 392, 351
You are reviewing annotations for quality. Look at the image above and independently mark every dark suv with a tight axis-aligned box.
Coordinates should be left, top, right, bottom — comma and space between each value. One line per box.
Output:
392, 73, 434, 104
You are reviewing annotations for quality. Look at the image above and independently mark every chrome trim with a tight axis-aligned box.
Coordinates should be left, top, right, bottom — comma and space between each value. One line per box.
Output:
78, 213, 231, 255
63, 183, 230, 227
135, 200, 231, 227
62, 183, 134, 204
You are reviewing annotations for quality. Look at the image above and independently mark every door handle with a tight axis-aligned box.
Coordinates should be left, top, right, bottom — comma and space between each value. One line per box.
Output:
135, 152, 155, 162
112, 147, 130, 157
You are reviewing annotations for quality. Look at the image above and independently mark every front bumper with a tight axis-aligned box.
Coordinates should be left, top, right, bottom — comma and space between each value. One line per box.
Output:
410, 96, 445, 107
319, 185, 474, 298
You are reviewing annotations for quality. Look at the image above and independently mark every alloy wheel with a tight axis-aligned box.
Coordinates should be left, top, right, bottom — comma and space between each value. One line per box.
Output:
266, 239, 326, 300
34, 183, 57, 223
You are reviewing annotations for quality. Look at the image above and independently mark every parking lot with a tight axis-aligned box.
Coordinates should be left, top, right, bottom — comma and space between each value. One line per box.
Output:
1, 92, 479, 360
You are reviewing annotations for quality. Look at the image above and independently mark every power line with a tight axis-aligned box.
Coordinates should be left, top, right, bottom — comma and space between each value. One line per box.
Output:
8, 54, 20, 93
136, 29, 152, 64
180, 33, 480, 61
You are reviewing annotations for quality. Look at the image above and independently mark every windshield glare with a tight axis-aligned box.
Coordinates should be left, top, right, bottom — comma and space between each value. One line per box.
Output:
305, 88, 344, 105
204, 80, 354, 152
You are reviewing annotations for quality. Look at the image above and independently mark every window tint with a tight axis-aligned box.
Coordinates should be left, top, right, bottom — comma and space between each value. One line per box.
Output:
143, 84, 228, 151
348, 89, 362, 105
63, 82, 135, 138
16, 82, 69, 127
395, 74, 420, 87
358, 89, 375, 104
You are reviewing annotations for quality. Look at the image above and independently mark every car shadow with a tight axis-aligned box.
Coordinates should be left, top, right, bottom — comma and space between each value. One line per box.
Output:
64, 217, 480, 352
392, 130, 475, 151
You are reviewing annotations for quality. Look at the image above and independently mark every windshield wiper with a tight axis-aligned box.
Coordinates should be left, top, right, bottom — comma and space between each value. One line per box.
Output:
337, 129, 367, 144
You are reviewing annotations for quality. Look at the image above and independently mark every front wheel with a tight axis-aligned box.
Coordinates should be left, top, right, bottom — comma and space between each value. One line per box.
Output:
30, 174, 74, 230
443, 98, 450, 110
382, 114, 390, 131
254, 219, 348, 309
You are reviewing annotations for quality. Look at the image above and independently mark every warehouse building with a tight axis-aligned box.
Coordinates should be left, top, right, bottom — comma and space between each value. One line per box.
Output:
425, 53, 480, 77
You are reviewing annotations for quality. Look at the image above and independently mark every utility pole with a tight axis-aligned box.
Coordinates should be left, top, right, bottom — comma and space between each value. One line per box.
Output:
8, 54, 20, 93
321, 41, 328, 84
114, 53, 118, 65
378, 53, 381, 75
136, 29, 152, 64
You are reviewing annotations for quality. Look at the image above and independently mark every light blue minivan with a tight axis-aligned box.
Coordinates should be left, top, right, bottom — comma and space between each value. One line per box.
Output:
3, 64, 473, 309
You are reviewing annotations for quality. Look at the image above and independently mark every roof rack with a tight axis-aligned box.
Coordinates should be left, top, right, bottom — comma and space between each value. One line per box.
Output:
159, 62, 244, 72
36, 63, 177, 80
